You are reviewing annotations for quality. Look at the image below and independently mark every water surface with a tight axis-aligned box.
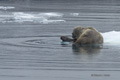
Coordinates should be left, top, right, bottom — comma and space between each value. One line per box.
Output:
0, 0, 120, 80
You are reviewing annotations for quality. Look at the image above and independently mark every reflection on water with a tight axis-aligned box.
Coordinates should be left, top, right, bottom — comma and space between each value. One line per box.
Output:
72, 44, 102, 54
72, 44, 103, 61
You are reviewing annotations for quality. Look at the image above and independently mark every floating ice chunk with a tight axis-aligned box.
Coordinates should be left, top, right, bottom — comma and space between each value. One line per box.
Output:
0, 6, 15, 10
0, 12, 65, 24
102, 31, 120, 45
12, 12, 65, 23
13, 12, 35, 19
70, 13, 79, 16
38, 12, 63, 17
41, 19, 65, 24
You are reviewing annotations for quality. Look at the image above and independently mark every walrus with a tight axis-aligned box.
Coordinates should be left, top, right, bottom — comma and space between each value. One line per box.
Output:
60, 27, 103, 45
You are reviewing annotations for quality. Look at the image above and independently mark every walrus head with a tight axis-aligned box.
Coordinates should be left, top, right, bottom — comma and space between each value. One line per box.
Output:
72, 27, 103, 44
72, 27, 91, 41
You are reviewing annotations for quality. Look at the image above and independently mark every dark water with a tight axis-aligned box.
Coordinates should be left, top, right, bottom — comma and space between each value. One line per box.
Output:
0, 0, 120, 80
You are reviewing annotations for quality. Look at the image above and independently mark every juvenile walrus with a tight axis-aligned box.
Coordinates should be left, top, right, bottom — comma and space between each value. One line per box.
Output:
61, 27, 103, 45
